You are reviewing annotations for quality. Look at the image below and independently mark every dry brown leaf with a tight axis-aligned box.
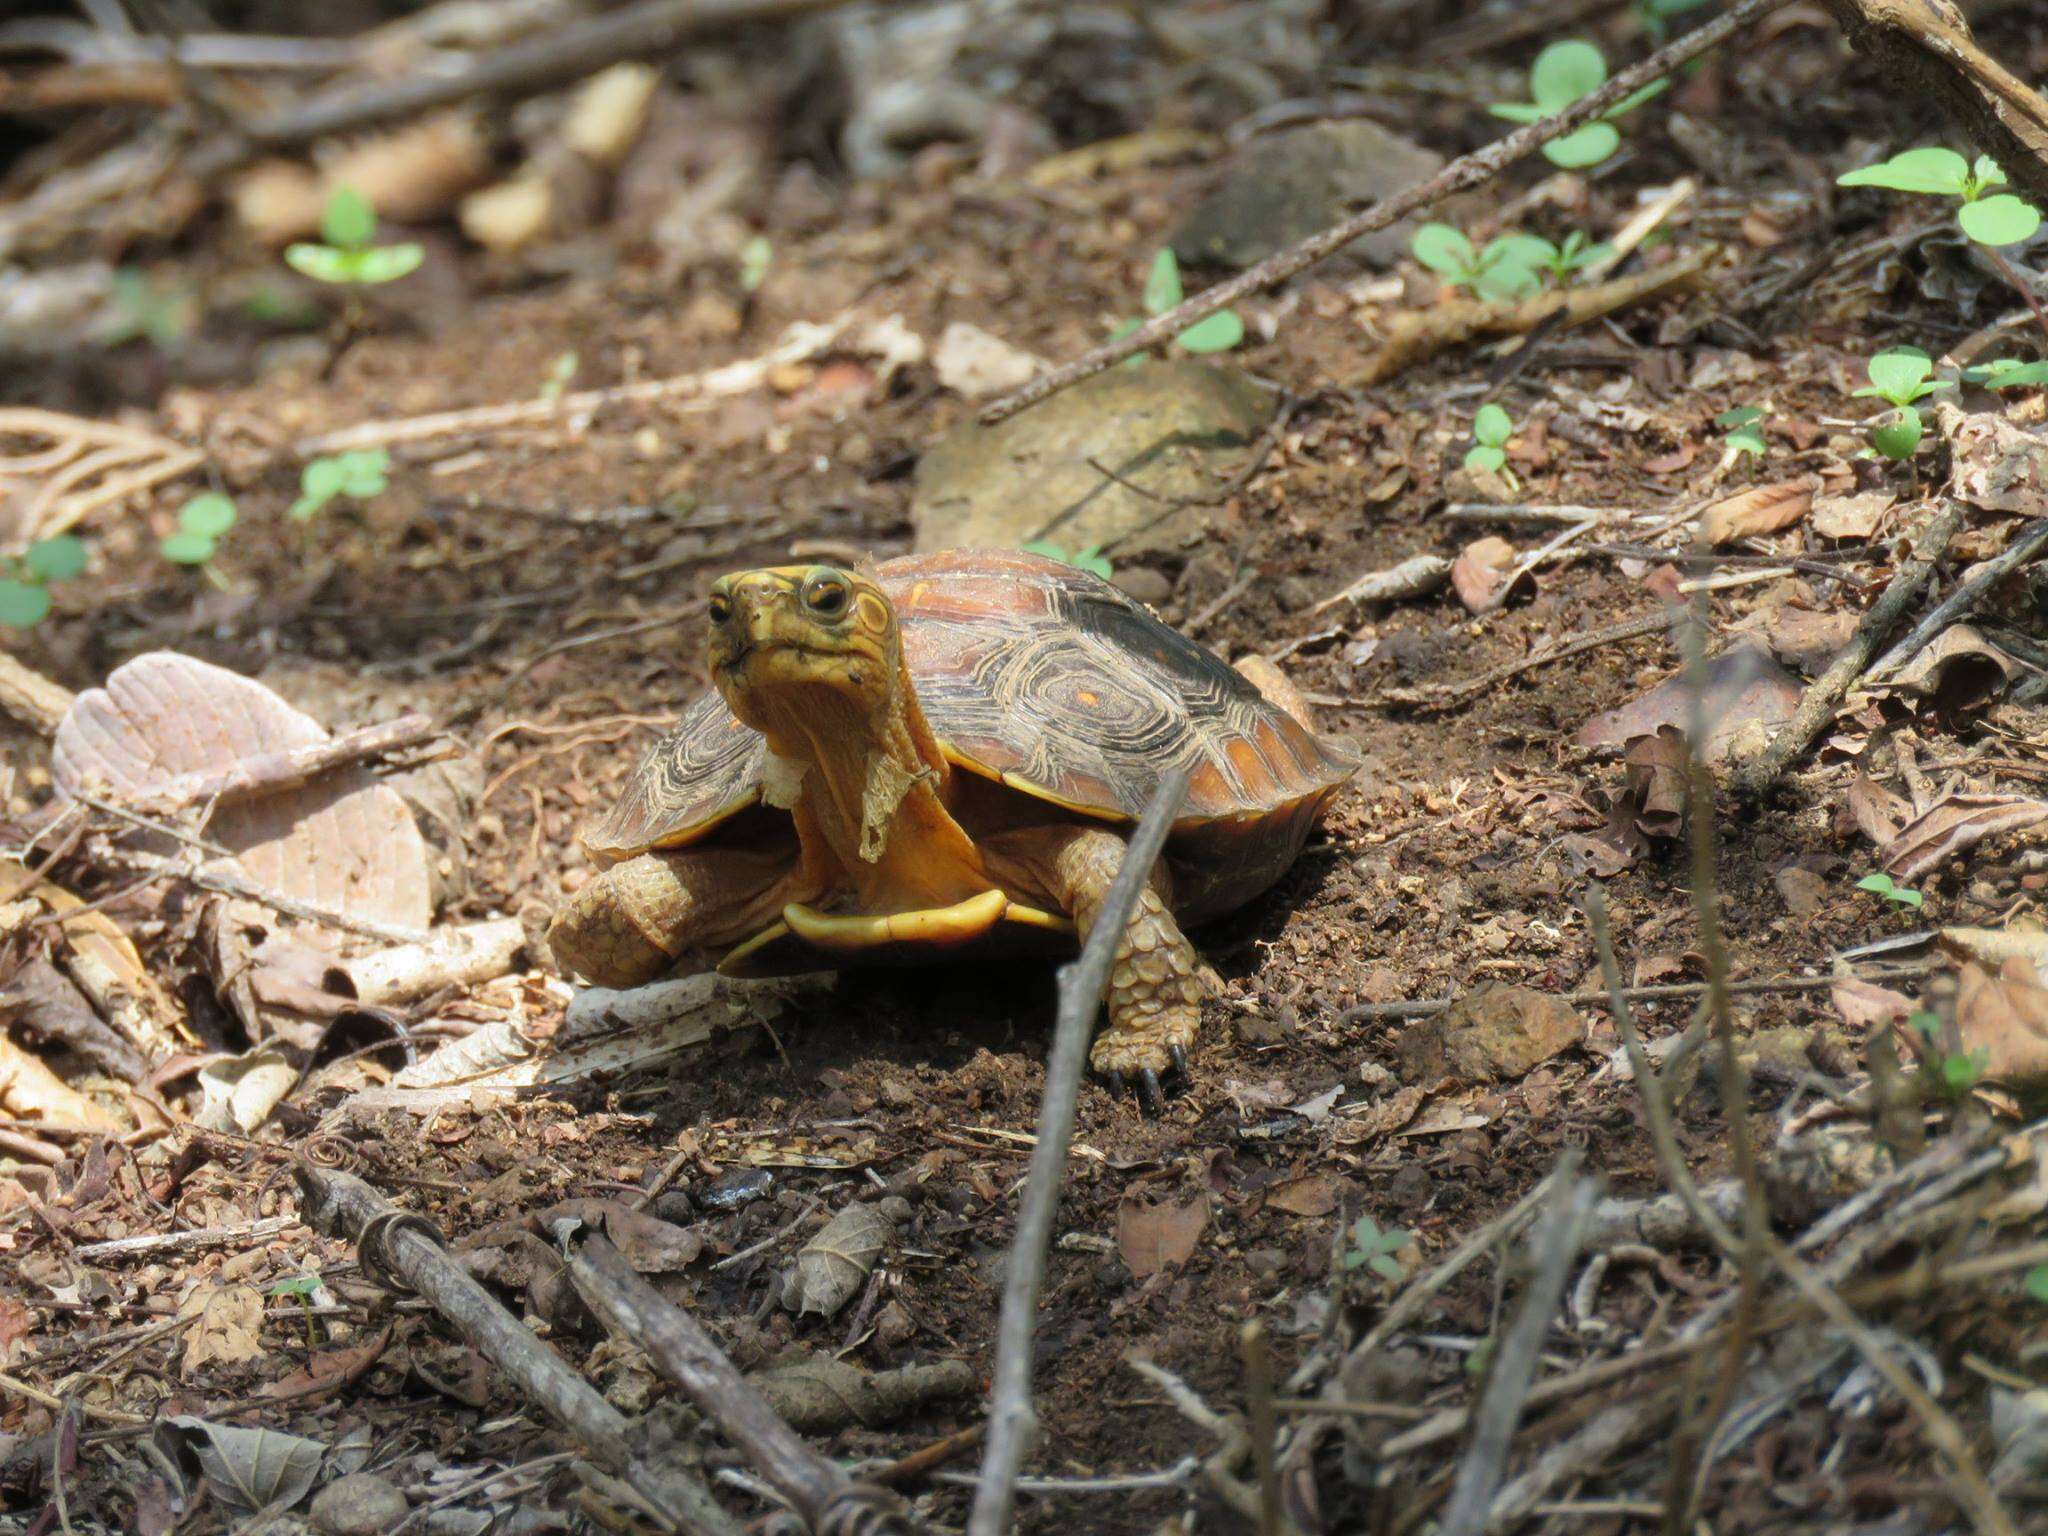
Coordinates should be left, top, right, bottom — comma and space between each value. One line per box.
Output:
1448, 535, 1531, 613
1847, 771, 1912, 847
0, 408, 201, 543
53, 654, 431, 936
0, 1030, 123, 1133
1946, 406, 2048, 519
1886, 623, 2024, 711
1761, 604, 1858, 674
1831, 976, 1917, 1031
180, 1283, 265, 1376
1116, 1194, 1209, 1278
1576, 644, 1802, 763
791, 1201, 899, 1318
1955, 959, 2048, 1096
1939, 927, 2048, 970
1622, 727, 1689, 841
1265, 1173, 1342, 1217
1879, 792, 2048, 883
1809, 490, 1894, 540
1698, 476, 1817, 546
536, 1199, 703, 1273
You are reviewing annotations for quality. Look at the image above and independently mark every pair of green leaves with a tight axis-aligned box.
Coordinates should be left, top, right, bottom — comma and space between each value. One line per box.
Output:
1341, 1215, 1412, 1282
1412, 225, 1614, 303
290, 448, 389, 523
1717, 406, 1766, 457
162, 492, 237, 565
1856, 870, 1923, 909
1855, 348, 1948, 460
1113, 249, 1244, 355
1491, 40, 1668, 169
0, 536, 88, 628
1465, 404, 1521, 491
1021, 540, 1113, 579
285, 187, 424, 286
1839, 148, 2044, 247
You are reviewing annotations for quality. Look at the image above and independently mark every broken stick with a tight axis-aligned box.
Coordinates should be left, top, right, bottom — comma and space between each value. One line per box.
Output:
295, 1165, 744, 1536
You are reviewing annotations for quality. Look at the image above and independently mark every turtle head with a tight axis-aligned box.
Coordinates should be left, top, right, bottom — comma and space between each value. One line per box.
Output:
707, 564, 900, 725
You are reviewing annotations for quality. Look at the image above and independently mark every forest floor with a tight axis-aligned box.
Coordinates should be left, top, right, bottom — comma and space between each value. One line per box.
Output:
4, 5, 2048, 1534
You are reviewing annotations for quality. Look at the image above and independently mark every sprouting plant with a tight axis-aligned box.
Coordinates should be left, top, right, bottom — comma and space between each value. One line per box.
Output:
1908, 1010, 1987, 1101
1853, 347, 1947, 461
285, 187, 423, 287
1717, 405, 1767, 458
289, 449, 389, 523
1517, 229, 1614, 283
1464, 403, 1519, 490
1411, 224, 1542, 302
104, 267, 198, 349
538, 351, 579, 403
1963, 357, 2048, 390
1021, 540, 1113, 579
1838, 149, 2042, 248
1635, 0, 1709, 41
738, 235, 773, 295
161, 491, 238, 582
2026, 1264, 2048, 1304
1340, 1215, 1412, 1281
1490, 40, 1669, 169
1112, 249, 1244, 355
270, 1273, 325, 1346
0, 536, 87, 629
1856, 870, 1923, 909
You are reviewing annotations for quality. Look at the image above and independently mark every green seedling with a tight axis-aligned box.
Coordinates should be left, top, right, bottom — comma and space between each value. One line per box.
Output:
289, 449, 389, 523
0, 536, 87, 629
1111, 249, 1244, 355
1853, 348, 1946, 461
1519, 229, 1614, 283
738, 235, 773, 295
105, 267, 198, 349
1411, 224, 1543, 302
1856, 870, 1923, 909
285, 187, 423, 286
1464, 403, 1519, 490
2026, 1264, 2048, 1304
1716, 405, 1767, 458
1839, 148, 2043, 247
161, 491, 238, 582
1490, 40, 1669, 169
1963, 357, 2048, 389
270, 1273, 325, 1346
538, 351, 579, 403
1021, 540, 1113, 580
1340, 1215, 1412, 1282
1908, 1010, 1987, 1101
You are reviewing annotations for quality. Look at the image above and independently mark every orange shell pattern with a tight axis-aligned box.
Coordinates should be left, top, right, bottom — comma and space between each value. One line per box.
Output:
585, 548, 1356, 860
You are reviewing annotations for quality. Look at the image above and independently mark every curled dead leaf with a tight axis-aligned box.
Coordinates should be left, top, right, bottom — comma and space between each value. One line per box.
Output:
1698, 476, 1818, 546
1265, 1173, 1343, 1217
1449, 535, 1533, 613
791, 1199, 902, 1318
179, 1283, 266, 1377
153, 1418, 325, 1515
1945, 405, 2048, 519
1955, 959, 2048, 1100
1879, 793, 2048, 884
1830, 976, 1917, 1031
1846, 772, 1912, 848
1622, 727, 1690, 841
1577, 644, 1801, 763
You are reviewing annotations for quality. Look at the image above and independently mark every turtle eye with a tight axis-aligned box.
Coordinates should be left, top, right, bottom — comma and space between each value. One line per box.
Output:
707, 591, 732, 625
802, 572, 850, 617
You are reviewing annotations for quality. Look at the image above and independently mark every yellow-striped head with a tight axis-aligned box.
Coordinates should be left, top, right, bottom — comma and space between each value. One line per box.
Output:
706, 565, 898, 724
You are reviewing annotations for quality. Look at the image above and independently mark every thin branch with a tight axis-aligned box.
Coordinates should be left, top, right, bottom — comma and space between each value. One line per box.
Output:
1865, 517, 2048, 681
967, 766, 1191, 1536
978, 0, 1796, 425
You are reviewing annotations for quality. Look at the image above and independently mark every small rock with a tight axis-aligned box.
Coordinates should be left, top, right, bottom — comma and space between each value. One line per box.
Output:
1774, 864, 1828, 917
311, 1473, 408, 1536
1172, 120, 1444, 270
912, 358, 1274, 555
1113, 565, 1174, 606
1397, 983, 1582, 1084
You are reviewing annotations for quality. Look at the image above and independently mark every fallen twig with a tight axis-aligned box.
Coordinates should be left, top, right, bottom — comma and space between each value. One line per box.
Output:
966, 766, 1191, 1536
1729, 501, 1967, 794
1865, 517, 2048, 682
0, 649, 75, 735
979, 0, 1794, 424
1374, 607, 1686, 711
565, 1228, 922, 1534
295, 1164, 744, 1536
1310, 554, 1453, 617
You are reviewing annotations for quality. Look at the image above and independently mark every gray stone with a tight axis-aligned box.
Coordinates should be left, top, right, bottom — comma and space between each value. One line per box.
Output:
912, 358, 1274, 555
311, 1472, 407, 1536
1172, 120, 1444, 272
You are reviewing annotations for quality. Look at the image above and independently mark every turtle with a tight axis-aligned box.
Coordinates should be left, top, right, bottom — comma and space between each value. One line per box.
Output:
547, 547, 1356, 1102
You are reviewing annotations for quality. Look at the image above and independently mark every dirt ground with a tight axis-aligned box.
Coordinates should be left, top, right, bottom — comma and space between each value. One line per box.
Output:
5, 4, 2048, 1534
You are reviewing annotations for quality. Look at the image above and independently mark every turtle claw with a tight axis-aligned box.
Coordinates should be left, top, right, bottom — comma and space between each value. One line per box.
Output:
1169, 1043, 1189, 1078
1135, 1067, 1166, 1115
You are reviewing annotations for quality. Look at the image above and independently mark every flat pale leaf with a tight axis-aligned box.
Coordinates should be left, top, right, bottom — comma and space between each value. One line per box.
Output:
1410, 222, 1475, 276
1530, 40, 1606, 109
1839, 147, 1970, 196
1867, 347, 1934, 400
179, 492, 237, 536
179, 1283, 266, 1376
0, 580, 50, 627
1954, 959, 2048, 1098
1143, 248, 1183, 315
1698, 476, 1816, 545
154, 1417, 325, 1514
1473, 403, 1513, 446
1959, 194, 2042, 247
349, 244, 424, 284
52, 653, 432, 936
157, 530, 215, 564
284, 244, 355, 284
300, 458, 345, 501
1266, 1174, 1342, 1217
1544, 123, 1620, 169
1116, 1194, 1209, 1278
1449, 534, 1527, 613
25, 536, 86, 581
321, 186, 376, 247
1174, 310, 1243, 353
1576, 643, 1801, 763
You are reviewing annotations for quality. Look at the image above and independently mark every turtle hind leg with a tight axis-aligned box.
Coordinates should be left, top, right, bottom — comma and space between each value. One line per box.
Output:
985, 825, 1205, 1106
548, 845, 801, 989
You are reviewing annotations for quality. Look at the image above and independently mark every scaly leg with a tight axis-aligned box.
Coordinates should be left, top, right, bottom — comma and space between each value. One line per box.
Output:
984, 825, 1205, 1105
548, 846, 803, 989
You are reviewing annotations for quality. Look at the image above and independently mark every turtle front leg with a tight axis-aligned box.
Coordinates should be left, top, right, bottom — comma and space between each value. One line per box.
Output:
548, 846, 802, 989
988, 826, 1206, 1106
